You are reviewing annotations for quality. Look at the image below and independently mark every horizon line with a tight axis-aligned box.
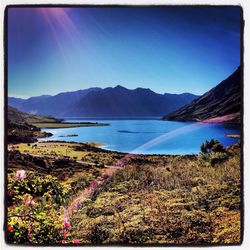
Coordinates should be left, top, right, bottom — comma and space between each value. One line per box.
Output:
8, 84, 202, 100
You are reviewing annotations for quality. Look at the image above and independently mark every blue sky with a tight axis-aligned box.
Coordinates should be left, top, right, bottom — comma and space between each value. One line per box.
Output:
8, 6, 241, 98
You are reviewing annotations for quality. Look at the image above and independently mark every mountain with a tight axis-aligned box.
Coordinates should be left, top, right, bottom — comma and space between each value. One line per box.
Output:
8, 88, 101, 116
8, 105, 62, 123
163, 67, 241, 123
8, 86, 199, 117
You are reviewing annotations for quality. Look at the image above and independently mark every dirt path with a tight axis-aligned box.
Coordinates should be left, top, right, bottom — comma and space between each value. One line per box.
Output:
63, 165, 121, 219
64, 153, 135, 219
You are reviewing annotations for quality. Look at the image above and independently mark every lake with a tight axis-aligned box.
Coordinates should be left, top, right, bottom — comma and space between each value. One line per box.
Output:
39, 118, 240, 155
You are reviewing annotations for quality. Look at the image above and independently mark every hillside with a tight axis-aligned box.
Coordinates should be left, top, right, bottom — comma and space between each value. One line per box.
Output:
8, 86, 199, 117
8, 106, 54, 143
163, 67, 241, 123
8, 105, 62, 123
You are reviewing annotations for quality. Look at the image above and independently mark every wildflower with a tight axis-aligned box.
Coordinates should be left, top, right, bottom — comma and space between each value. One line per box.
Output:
24, 198, 35, 205
64, 221, 70, 229
7, 225, 13, 232
62, 240, 67, 244
7, 188, 14, 197
61, 230, 67, 238
73, 239, 80, 244
14, 170, 26, 179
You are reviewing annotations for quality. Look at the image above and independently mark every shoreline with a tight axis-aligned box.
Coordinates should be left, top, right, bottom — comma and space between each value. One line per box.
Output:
32, 122, 110, 129
10, 139, 240, 158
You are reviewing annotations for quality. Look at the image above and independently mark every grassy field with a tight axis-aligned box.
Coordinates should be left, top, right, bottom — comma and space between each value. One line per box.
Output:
7, 141, 241, 245
32, 122, 109, 128
9, 141, 105, 161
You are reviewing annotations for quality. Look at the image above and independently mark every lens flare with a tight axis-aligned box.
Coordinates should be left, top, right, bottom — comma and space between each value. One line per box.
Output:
64, 121, 206, 219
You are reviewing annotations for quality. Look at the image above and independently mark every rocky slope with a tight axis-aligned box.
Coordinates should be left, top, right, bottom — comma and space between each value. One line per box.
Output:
163, 67, 241, 123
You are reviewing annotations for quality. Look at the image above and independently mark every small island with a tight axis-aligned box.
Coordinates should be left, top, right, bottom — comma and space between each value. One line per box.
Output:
59, 134, 79, 137
226, 134, 240, 138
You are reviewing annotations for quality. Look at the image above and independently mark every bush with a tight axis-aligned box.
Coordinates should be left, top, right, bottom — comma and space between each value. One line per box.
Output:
200, 139, 225, 154
7, 170, 71, 244
88, 224, 109, 244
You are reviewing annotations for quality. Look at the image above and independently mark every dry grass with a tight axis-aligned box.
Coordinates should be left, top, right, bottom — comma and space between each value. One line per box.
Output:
8, 141, 241, 245
69, 144, 241, 245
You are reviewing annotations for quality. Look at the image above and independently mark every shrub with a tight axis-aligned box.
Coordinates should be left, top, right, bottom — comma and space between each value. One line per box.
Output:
88, 223, 109, 244
200, 139, 225, 154
7, 170, 71, 244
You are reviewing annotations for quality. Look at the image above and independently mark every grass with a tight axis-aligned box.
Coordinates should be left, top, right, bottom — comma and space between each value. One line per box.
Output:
69, 143, 241, 244
32, 122, 109, 128
7, 140, 241, 245
9, 141, 105, 161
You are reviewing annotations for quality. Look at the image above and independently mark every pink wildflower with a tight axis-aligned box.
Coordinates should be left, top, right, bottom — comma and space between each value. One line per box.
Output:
24, 198, 35, 205
14, 170, 26, 179
62, 230, 67, 238
64, 221, 70, 229
73, 239, 80, 244
62, 240, 67, 244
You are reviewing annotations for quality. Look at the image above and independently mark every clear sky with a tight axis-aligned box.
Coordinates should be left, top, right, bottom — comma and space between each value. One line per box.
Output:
7, 6, 241, 98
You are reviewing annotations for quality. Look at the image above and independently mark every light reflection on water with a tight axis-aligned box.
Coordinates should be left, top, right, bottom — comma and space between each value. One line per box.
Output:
39, 119, 240, 155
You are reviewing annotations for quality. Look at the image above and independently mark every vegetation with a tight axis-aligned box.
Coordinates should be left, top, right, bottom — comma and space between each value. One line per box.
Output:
7, 139, 241, 245
8, 105, 62, 124
9, 141, 107, 161
8, 121, 52, 144
7, 172, 70, 244
7, 148, 108, 244
200, 139, 225, 154
68, 141, 241, 245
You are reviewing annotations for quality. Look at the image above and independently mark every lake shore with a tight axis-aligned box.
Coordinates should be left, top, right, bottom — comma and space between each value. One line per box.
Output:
37, 119, 240, 155
32, 122, 110, 129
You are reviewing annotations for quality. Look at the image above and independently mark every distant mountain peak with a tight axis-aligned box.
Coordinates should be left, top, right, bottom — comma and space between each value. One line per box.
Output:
114, 85, 128, 90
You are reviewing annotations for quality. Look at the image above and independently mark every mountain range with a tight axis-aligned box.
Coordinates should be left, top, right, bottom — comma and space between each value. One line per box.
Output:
8, 86, 199, 117
163, 67, 241, 123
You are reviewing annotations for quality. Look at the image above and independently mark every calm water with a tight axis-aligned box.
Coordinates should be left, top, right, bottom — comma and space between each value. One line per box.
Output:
40, 119, 240, 155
